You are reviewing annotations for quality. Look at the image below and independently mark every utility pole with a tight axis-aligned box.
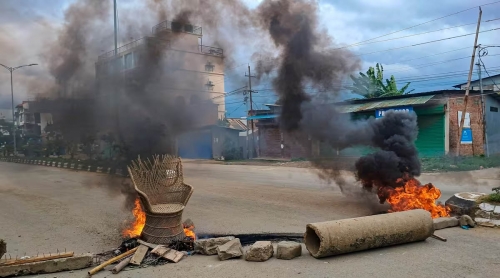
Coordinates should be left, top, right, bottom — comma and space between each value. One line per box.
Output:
456, 7, 482, 156
114, 0, 118, 55
477, 48, 489, 157
0, 63, 38, 156
245, 65, 256, 158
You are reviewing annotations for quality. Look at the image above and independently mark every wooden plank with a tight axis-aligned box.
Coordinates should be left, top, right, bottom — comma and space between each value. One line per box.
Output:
0, 252, 74, 266
129, 245, 149, 266
151, 245, 184, 263
137, 239, 158, 250
164, 249, 184, 263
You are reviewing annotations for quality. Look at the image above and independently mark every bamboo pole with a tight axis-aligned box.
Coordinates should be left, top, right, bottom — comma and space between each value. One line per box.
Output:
111, 256, 132, 274
88, 247, 138, 276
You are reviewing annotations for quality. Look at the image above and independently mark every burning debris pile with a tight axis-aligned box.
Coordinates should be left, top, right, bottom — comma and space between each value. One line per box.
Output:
89, 218, 196, 276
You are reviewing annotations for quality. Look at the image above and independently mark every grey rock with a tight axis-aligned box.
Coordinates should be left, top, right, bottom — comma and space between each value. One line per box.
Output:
276, 241, 301, 260
245, 241, 274, 262
479, 203, 495, 212
194, 236, 235, 255
217, 238, 243, 261
433, 217, 459, 230
475, 209, 491, 219
459, 215, 475, 227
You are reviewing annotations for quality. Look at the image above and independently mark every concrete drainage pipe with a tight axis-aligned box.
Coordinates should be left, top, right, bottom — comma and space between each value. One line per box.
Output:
304, 209, 434, 258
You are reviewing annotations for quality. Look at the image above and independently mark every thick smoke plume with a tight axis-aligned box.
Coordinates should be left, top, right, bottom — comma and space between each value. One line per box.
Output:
256, 0, 359, 131
254, 0, 422, 202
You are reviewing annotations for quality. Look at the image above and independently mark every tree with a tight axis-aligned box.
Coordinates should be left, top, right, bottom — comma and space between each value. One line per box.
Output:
349, 63, 414, 98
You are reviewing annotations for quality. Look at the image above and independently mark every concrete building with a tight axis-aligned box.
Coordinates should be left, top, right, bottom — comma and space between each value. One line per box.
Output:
95, 20, 225, 123
14, 101, 53, 136
177, 125, 242, 159
249, 104, 313, 159
248, 90, 500, 159
453, 73, 500, 92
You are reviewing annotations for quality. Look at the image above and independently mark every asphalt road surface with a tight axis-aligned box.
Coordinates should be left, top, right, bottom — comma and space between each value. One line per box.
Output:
0, 161, 499, 278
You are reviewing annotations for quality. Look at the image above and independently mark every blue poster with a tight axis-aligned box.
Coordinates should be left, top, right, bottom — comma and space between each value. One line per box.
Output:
461, 128, 473, 144
375, 106, 413, 118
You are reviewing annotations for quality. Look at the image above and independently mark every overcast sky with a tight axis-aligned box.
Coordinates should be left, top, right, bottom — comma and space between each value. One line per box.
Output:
1, 0, 499, 118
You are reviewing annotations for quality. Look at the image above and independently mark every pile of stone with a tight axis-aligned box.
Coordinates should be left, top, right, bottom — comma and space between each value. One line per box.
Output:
474, 202, 500, 228
194, 236, 302, 262
436, 191, 500, 229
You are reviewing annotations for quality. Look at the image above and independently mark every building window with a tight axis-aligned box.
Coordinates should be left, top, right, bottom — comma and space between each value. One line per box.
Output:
456, 98, 464, 104
124, 52, 134, 70
490, 106, 498, 112
206, 80, 214, 91
107, 62, 114, 74
205, 62, 214, 72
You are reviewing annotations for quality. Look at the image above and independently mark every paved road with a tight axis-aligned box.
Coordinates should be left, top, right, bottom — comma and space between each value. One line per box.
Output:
0, 161, 499, 278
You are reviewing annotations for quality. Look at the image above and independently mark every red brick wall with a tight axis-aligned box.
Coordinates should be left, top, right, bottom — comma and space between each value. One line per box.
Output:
258, 126, 312, 159
259, 127, 282, 158
448, 95, 485, 156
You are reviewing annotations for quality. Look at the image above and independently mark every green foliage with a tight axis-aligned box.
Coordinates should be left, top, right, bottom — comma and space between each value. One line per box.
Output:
81, 134, 96, 159
420, 155, 500, 172
484, 193, 500, 203
349, 63, 414, 98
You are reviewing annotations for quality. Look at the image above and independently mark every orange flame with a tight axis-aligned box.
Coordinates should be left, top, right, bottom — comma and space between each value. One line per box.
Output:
379, 178, 450, 218
183, 225, 196, 240
122, 198, 146, 238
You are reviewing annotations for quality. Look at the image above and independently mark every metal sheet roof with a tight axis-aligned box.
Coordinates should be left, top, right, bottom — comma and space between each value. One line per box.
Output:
335, 95, 435, 113
247, 114, 278, 120
227, 119, 248, 130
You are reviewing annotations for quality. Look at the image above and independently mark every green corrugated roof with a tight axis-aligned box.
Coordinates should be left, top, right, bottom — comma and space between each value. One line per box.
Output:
335, 95, 435, 113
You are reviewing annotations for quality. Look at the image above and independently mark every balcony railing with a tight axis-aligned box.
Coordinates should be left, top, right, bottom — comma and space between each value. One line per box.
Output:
97, 37, 147, 62
200, 45, 223, 57
152, 20, 202, 36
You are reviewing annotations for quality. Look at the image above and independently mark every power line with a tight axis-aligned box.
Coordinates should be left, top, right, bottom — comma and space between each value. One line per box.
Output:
338, 17, 500, 49
226, 102, 246, 116
337, 0, 500, 49
357, 27, 500, 56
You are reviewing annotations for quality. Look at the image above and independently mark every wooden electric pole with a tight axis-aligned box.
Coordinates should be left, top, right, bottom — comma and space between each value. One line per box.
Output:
456, 7, 482, 157
246, 65, 256, 158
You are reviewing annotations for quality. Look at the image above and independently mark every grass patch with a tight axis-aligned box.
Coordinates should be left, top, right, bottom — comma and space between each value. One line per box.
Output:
483, 193, 500, 203
420, 155, 500, 172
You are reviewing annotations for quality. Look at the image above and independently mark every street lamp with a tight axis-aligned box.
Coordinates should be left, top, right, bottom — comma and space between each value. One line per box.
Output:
0, 63, 38, 156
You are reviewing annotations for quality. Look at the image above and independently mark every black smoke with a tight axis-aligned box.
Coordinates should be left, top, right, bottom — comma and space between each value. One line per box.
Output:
256, 0, 359, 131
254, 0, 422, 201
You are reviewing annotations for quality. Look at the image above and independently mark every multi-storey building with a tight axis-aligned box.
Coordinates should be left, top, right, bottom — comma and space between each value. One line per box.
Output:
14, 101, 53, 136
95, 20, 225, 124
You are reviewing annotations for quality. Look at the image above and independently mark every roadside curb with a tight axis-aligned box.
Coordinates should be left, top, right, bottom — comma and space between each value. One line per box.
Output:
0, 157, 129, 177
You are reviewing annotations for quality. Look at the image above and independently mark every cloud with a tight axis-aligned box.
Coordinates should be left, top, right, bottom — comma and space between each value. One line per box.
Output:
1, 0, 499, 114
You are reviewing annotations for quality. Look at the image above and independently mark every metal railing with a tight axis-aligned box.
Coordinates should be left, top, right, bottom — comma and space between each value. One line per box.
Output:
97, 37, 147, 62
200, 45, 223, 57
152, 20, 202, 36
